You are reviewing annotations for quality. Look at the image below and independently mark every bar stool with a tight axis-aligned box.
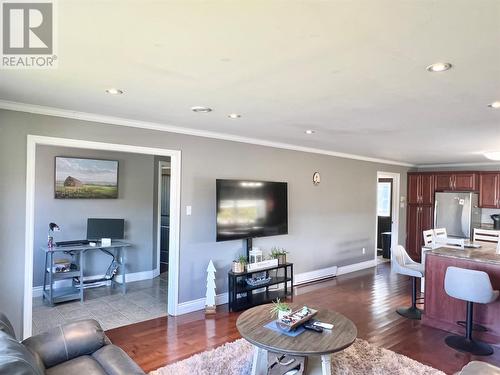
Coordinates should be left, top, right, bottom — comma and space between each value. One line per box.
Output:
392, 245, 425, 320
444, 266, 499, 356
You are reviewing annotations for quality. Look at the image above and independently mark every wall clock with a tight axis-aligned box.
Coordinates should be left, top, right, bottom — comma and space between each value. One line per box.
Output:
313, 172, 321, 185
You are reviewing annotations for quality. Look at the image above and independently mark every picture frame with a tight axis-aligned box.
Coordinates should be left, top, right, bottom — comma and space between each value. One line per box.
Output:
54, 156, 119, 199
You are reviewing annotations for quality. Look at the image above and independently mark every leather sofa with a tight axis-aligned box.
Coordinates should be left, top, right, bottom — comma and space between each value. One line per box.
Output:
0, 313, 145, 375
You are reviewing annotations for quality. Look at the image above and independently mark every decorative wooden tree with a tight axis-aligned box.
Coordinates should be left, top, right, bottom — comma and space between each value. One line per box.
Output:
205, 260, 217, 314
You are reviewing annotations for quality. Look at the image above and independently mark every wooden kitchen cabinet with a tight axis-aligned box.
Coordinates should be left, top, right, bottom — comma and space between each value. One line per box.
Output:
408, 174, 421, 204
406, 204, 420, 258
406, 204, 433, 261
434, 172, 478, 191
407, 173, 435, 205
406, 172, 436, 260
479, 172, 500, 208
454, 173, 478, 191
420, 174, 435, 204
435, 173, 453, 191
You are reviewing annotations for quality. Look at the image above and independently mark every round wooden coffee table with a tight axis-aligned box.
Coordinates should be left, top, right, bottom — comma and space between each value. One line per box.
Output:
237, 304, 357, 375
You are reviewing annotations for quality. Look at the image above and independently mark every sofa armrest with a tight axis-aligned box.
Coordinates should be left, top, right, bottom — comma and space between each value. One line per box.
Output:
22, 319, 108, 368
0, 313, 16, 338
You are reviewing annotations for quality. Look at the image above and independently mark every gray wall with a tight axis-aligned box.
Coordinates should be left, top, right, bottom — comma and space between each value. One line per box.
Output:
0, 109, 408, 337
33, 145, 155, 287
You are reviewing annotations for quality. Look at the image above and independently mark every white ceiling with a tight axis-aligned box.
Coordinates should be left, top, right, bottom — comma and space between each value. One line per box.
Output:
1, 0, 499, 166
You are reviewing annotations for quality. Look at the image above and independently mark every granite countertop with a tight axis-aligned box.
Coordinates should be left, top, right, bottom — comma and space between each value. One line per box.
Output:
428, 242, 500, 265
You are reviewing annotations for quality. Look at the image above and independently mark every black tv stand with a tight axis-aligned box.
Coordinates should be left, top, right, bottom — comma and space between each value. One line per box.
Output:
228, 262, 293, 312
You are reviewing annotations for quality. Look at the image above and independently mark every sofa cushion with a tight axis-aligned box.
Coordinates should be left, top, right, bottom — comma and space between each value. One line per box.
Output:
23, 319, 107, 368
0, 331, 45, 375
92, 344, 145, 375
46, 355, 107, 375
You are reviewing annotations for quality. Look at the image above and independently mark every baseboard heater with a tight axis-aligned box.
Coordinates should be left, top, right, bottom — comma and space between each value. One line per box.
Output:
294, 265, 339, 286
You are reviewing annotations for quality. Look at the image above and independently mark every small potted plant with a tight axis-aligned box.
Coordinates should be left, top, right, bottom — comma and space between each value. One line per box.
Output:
232, 255, 248, 273
270, 247, 288, 265
270, 298, 291, 320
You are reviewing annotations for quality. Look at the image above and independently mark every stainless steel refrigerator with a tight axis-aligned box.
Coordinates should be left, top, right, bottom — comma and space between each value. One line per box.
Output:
434, 192, 481, 239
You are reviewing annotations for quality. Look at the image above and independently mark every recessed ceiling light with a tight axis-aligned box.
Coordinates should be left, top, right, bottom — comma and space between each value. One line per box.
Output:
228, 113, 241, 119
484, 152, 500, 161
426, 62, 452, 72
305, 129, 315, 135
191, 106, 213, 113
105, 88, 124, 95
488, 101, 500, 109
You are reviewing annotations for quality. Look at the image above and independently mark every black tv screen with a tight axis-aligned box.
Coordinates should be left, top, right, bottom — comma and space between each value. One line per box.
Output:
87, 218, 125, 240
216, 179, 288, 242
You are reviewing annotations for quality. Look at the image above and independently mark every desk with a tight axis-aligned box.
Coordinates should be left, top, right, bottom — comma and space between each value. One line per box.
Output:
422, 243, 500, 343
40, 241, 131, 305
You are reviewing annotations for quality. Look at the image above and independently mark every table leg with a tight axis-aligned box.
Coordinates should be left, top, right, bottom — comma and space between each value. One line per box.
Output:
42, 253, 48, 301
251, 346, 267, 375
321, 354, 332, 375
121, 247, 127, 295
48, 252, 53, 306
80, 251, 84, 303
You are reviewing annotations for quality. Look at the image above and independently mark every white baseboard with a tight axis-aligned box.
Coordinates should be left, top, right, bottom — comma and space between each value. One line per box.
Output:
177, 292, 229, 315
32, 268, 159, 298
294, 265, 338, 285
175, 259, 377, 315
114, 269, 158, 284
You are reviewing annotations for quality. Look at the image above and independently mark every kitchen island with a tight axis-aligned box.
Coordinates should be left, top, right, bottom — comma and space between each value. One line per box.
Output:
423, 243, 500, 343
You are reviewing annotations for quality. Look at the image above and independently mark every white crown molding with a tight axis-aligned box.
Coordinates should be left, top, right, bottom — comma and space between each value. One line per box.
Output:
0, 99, 414, 167
417, 161, 500, 168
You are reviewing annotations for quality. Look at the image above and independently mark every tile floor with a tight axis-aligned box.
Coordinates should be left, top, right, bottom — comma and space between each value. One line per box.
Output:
32, 273, 168, 334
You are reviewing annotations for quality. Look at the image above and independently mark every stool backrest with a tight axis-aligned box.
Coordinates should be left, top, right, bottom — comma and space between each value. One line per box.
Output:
444, 266, 497, 304
392, 245, 417, 268
473, 228, 500, 244
433, 228, 448, 243
422, 229, 434, 248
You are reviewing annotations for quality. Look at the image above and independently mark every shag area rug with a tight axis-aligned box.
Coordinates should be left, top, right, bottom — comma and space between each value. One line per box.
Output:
149, 338, 445, 375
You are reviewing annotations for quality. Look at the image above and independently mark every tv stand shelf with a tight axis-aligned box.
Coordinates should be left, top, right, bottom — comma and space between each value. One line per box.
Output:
228, 263, 293, 312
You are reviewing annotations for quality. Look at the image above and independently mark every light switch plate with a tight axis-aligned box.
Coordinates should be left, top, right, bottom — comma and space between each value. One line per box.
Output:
186, 206, 192, 215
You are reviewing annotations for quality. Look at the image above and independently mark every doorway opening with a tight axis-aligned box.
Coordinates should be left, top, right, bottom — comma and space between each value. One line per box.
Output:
24, 135, 181, 339
157, 160, 171, 286
375, 172, 400, 264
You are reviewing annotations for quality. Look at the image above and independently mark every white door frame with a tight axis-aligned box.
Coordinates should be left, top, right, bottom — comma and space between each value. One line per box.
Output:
156, 161, 171, 275
375, 172, 400, 261
24, 135, 181, 339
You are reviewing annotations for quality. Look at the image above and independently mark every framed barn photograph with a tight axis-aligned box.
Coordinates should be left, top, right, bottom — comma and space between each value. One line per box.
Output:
55, 157, 119, 199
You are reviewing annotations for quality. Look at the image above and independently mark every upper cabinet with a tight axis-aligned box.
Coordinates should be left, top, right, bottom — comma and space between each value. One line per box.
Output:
435, 173, 453, 191
407, 173, 435, 205
479, 172, 500, 208
434, 172, 478, 192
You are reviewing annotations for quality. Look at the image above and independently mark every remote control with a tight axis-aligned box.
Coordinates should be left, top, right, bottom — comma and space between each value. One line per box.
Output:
303, 322, 323, 333
313, 322, 334, 330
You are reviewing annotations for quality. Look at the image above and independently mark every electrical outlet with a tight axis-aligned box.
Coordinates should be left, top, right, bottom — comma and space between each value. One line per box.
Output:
362, 247, 366, 255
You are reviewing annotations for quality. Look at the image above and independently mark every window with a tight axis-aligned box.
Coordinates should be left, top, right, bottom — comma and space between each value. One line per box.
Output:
377, 182, 391, 217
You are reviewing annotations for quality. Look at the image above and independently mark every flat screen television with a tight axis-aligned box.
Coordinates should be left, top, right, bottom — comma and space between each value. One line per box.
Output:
87, 218, 125, 240
216, 179, 288, 242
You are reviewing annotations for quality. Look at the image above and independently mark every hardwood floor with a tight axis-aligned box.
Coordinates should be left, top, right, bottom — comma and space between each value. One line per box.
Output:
107, 262, 500, 374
